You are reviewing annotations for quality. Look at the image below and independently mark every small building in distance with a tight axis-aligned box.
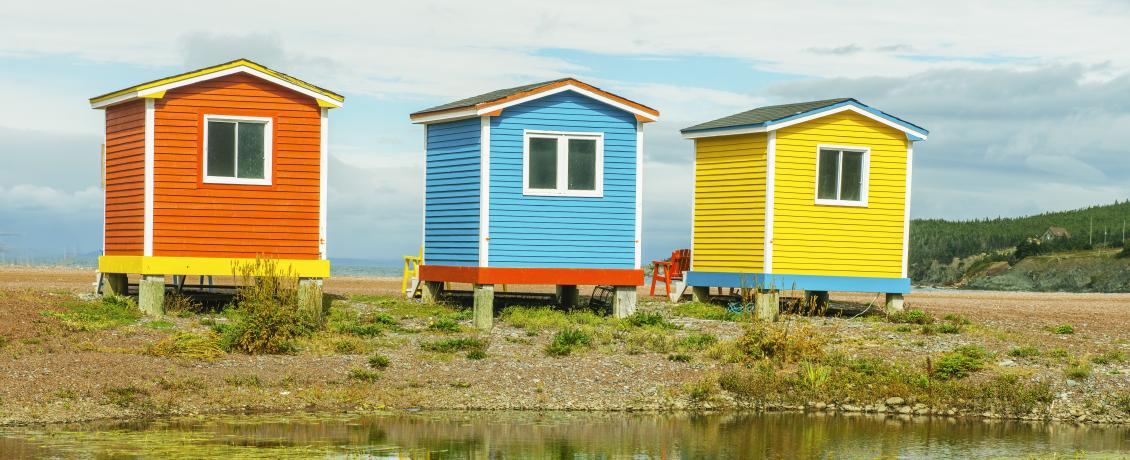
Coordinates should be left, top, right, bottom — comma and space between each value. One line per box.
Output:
410, 79, 659, 328
679, 98, 928, 316
89, 59, 344, 314
1042, 226, 1072, 241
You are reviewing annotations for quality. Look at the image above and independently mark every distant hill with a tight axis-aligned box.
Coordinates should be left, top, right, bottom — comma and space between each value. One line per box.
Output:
909, 200, 1130, 282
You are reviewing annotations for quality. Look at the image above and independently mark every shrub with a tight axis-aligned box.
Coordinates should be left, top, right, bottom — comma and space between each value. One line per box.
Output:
327, 307, 392, 337
952, 374, 1055, 414
420, 337, 488, 354
734, 322, 824, 364
1065, 361, 1092, 380
672, 302, 739, 321
937, 323, 963, 334
545, 328, 593, 357
933, 346, 986, 380
146, 332, 224, 361
221, 258, 323, 354
624, 312, 678, 329
47, 295, 141, 331
347, 368, 380, 383
685, 376, 718, 407
368, 353, 391, 369
888, 309, 934, 325
1052, 324, 1075, 335
1008, 346, 1040, 358
224, 375, 262, 387
894, 325, 913, 333
466, 349, 487, 360
428, 317, 462, 333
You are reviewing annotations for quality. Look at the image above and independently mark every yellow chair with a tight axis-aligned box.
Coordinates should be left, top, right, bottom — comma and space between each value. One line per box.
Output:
402, 246, 423, 298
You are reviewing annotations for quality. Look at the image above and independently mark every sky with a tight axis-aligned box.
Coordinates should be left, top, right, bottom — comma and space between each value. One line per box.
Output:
2, 0, 1130, 265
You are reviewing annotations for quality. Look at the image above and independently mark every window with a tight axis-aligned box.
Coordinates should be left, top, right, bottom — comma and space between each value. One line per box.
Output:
523, 131, 603, 197
203, 115, 272, 185
815, 146, 869, 206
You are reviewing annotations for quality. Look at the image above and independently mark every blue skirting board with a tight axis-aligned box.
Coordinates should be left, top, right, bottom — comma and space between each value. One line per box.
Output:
684, 271, 910, 294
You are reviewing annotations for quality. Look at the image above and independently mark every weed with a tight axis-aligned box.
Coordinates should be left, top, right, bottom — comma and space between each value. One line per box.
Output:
545, 328, 593, 357
224, 375, 262, 387
146, 333, 224, 361
943, 314, 973, 325
933, 346, 986, 380
668, 353, 692, 362
0, 335, 8, 349
676, 332, 719, 351
144, 320, 174, 330
798, 361, 832, 393
888, 309, 934, 325
221, 258, 323, 354
1065, 360, 1092, 380
734, 321, 824, 364
1008, 346, 1041, 358
685, 376, 718, 407
1092, 350, 1126, 365
347, 368, 380, 383
103, 386, 150, 409
368, 353, 391, 369
937, 323, 963, 334
894, 325, 913, 333
334, 338, 361, 354
46, 295, 141, 331
54, 389, 78, 400
1113, 393, 1130, 414
428, 317, 462, 333
327, 306, 393, 337
624, 312, 677, 329
623, 327, 675, 354
466, 349, 487, 360
1052, 324, 1075, 335
672, 302, 740, 321
164, 293, 205, 316
156, 376, 206, 393
1047, 348, 1071, 360
848, 357, 884, 376
920, 324, 938, 335
420, 337, 488, 354
501, 307, 607, 332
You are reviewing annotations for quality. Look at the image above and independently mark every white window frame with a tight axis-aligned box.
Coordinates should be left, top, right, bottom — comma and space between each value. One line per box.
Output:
202, 114, 273, 186
814, 144, 870, 207
522, 129, 604, 198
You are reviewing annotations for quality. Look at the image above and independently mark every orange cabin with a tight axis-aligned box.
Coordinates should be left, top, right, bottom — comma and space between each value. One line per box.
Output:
90, 59, 344, 280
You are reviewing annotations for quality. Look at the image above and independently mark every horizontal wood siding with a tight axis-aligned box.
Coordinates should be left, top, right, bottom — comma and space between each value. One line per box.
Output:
424, 118, 480, 266
103, 100, 146, 255
692, 133, 766, 272
488, 91, 637, 268
772, 111, 908, 277
151, 73, 322, 259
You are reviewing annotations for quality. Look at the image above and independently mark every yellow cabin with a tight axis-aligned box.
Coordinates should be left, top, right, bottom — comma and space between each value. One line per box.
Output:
679, 98, 927, 306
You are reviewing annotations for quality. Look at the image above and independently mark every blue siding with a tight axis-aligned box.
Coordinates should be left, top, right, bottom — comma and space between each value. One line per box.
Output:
488, 91, 638, 268
425, 118, 480, 266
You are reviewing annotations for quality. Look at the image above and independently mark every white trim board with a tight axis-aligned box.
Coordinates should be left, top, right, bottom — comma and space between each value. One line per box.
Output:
201, 114, 274, 186
319, 108, 329, 260
521, 129, 605, 198
813, 144, 871, 208
764, 131, 776, 274
413, 83, 659, 125
91, 66, 343, 110
682, 104, 928, 141
902, 143, 914, 278
479, 116, 491, 267
143, 98, 155, 257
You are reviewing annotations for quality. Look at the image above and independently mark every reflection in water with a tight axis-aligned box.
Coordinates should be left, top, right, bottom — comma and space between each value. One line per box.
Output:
1, 411, 1129, 459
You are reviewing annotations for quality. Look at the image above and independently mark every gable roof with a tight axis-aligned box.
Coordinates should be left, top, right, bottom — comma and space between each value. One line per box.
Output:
89, 58, 344, 109
410, 78, 659, 124
681, 98, 928, 140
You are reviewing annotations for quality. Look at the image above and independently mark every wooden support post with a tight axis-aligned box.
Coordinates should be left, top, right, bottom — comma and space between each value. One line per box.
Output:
691, 286, 711, 303
754, 289, 780, 322
804, 290, 830, 310
422, 281, 443, 303
298, 278, 325, 322
613, 286, 637, 318
473, 284, 494, 330
100, 273, 128, 297
556, 285, 579, 309
138, 274, 165, 316
885, 293, 905, 313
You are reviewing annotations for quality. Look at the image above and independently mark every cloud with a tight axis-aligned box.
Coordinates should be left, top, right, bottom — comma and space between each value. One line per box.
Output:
808, 44, 863, 56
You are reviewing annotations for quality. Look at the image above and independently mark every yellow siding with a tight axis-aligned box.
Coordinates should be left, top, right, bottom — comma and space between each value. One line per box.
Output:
692, 133, 766, 272
772, 111, 908, 277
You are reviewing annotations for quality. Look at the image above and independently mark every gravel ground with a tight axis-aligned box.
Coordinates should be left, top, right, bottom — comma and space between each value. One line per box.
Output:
1, 266, 1129, 426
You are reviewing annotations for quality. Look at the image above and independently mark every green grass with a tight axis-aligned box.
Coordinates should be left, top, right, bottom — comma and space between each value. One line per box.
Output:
350, 294, 460, 319
676, 332, 719, 351
1065, 361, 1092, 380
1052, 324, 1075, 335
420, 337, 488, 354
623, 312, 678, 329
1008, 346, 1041, 358
545, 328, 593, 357
45, 295, 141, 331
224, 375, 262, 387
326, 305, 397, 337
368, 354, 390, 369
671, 302, 740, 321
933, 346, 986, 380
887, 309, 934, 325
1092, 350, 1126, 365
943, 314, 972, 325
668, 353, 692, 362
347, 368, 380, 383
103, 385, 151, 409
500, 306, 608, 333
428, 317, 462, 333
143, 320, 175, 330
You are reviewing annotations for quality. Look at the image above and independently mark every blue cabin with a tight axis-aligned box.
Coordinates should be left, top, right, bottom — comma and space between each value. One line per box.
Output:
410, 79, 660, 325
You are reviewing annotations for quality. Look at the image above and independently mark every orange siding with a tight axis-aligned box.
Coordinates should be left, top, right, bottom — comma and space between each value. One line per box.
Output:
152, 73, 322, 259
103, 100, 146, 255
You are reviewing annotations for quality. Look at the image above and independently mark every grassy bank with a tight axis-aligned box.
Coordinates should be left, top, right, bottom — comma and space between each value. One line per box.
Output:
1, 285, 1129, 425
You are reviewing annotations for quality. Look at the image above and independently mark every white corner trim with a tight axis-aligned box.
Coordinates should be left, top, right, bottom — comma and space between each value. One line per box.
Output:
521, 129, 605, 198
634, 122, 644, 270
91, 65, 343, 110
764, 131, 776, 274
689, 140, 697, 271
319, 108, 329, 260
421, 125, 429, 264
813, 144, 871, 208
143, 98, 155, 257
479, 116, 491, 267
902, 143, 914, 278
201, 115, 274, 186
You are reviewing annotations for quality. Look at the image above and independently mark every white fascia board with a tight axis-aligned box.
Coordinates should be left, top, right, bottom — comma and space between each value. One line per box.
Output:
681, 125, 767, 139
413, 83, 659, 125
765, 104, 928, 140
411, 108, 479, 124
91, 66, 343, 109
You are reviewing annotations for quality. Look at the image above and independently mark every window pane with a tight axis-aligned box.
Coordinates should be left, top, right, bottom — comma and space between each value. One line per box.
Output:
816, 149, 839, 200
567, 138, 597, 191
237, 122, 266, 179
840, 151, 864, 201
207, 121, 236, 177
528, 137, 557, 189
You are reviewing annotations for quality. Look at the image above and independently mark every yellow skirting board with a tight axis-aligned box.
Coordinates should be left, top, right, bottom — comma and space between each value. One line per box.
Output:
98, 256, 330, 278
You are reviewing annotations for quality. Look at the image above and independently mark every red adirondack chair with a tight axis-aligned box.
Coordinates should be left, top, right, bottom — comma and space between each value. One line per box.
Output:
650, 249, 691, 297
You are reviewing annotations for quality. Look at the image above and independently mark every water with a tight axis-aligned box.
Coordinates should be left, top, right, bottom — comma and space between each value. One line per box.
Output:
2, 411, 1128, 459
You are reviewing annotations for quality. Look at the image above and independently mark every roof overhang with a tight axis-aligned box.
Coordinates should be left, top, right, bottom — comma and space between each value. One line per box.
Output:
410, 80, 660, 124
682, 101, 928, 141
90, 60, 344, 110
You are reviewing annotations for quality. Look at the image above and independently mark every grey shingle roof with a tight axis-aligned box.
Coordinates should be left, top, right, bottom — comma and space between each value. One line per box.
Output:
681, 98, 854, 133
412, 78, 572, 115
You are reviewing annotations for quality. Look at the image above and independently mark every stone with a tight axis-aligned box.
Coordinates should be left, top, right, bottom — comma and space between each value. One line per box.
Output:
874, 404, 888, 413
885, 397, 905, 406
814, 402, 827, 410
998, 359, 1017, 367
842, 404, 861, 412
898, 406, 912, 414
